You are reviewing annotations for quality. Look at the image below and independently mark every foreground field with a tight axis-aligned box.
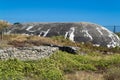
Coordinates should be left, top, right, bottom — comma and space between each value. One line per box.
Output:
0, 51, 120, 80
0, 35, 120, 80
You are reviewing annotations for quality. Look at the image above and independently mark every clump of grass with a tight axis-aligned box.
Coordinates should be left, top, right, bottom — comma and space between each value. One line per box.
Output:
0, 58, 64, 80
4, 34, 61, 47
104, 66, 120, 80
0, 59, 24, 80
65, 71, 104, 80
51, 36, 75, 46
116, 32, 120, 38
0, 40, 11, 49
0, 21, 10, 30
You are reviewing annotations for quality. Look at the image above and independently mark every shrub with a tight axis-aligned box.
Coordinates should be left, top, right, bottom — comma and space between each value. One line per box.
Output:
0, 59, 24, 80
116, 32, 120, 38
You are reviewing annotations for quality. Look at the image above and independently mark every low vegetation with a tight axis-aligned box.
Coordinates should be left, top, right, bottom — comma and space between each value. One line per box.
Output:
104, 66, 120, 80
116, 32, 120, 38
1, 34, 120, 54
0, 20, 10, 30
0, 34, 120, 80
0, 51, 120, 80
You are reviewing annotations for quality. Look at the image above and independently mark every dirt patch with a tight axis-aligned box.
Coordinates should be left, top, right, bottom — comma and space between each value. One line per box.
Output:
65, 71, 104, 80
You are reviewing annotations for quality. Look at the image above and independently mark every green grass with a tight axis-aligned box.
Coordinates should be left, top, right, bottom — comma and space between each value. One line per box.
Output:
1, 35, 120, 80
0, 51, 120, 80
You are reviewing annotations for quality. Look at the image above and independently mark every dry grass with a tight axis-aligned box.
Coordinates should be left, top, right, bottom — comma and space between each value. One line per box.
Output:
65, 71, 104, 80
1, 34, 120, 54
0, 21, 10, 30
0, 40, 11, 49
1, 34, 63, 47
104, 66, 120, 80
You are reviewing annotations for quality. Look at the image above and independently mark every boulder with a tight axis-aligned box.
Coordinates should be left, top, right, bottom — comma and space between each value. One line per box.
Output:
59, 46, 79, 54
6, 22, 120, 47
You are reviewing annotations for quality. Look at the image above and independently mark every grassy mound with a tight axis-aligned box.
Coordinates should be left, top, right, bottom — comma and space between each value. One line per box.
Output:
0, 51, 120, 80
0, 35, 120, 79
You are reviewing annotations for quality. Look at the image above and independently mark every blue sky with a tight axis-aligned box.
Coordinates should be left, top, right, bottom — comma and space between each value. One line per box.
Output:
0, 0, 120, 26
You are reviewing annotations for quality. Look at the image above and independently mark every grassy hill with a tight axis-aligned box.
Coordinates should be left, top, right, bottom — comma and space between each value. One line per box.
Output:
0, 34, 120, 80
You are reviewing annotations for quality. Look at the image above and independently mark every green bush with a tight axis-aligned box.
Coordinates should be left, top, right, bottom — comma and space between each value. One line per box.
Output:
0, 59, 24, 80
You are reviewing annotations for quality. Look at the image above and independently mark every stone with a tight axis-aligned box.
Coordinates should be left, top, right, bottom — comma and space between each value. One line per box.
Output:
0, 46, 59, 60
58, 46, 79, 54
6, 22, 120, 47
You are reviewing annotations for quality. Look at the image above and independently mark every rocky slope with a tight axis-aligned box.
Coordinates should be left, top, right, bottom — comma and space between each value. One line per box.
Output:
0, 46, 58, 60
5, 22, 120, 47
